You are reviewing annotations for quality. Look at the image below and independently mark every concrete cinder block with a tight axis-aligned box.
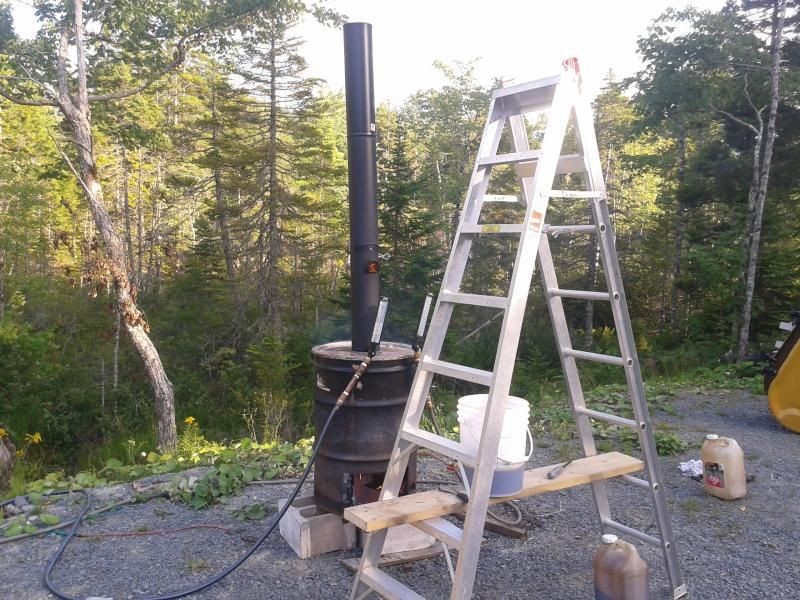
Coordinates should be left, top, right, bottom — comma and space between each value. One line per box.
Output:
278, 495, 357, 559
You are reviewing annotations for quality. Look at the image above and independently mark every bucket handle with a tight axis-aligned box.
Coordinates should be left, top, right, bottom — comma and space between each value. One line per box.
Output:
462, 419, 533, 465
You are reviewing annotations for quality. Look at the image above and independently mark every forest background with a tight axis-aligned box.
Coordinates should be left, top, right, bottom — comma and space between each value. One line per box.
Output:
0, 0, 798, 488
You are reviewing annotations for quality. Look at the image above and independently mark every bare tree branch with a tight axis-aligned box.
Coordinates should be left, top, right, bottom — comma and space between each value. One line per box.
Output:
709, 103, 761, 135
87, 46, 187, 102
88, 2, 270, 103
0, 86, 58, 106
47, 131, 96, 200
742, 73, 766, 131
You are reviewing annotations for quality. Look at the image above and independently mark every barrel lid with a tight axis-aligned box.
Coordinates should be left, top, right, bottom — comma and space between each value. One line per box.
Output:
601, 534, 618, 544
705, 433, 719, 441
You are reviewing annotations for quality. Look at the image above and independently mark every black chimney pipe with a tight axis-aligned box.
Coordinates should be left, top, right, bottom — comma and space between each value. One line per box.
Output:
344, 22, 380, 352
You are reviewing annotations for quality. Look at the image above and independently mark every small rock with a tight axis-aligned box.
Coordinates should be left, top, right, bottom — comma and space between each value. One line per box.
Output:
13, 498, 33, 513
3, 503, 21, 516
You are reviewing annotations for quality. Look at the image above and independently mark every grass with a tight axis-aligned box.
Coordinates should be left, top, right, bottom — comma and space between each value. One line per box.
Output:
3, 359, 761, 500
680, 498, 701, 521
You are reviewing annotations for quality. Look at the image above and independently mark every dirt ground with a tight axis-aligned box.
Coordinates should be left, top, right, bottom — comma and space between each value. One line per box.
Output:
1, 389, 798, 599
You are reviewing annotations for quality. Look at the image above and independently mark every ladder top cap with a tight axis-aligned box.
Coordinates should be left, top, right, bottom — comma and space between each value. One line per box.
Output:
492, 74, 562, 99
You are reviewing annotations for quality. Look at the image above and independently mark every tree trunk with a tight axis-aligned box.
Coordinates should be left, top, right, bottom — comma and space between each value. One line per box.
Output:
54, 0, 177, 451
136, 147, 144, 288
121, 146, 134, 268
670, 130, 688, 331
263, 28, 282, 336
736, 0, 786, 362
211, 84, 237, 281
113, 306, 121, 392
68, 113, 177, 450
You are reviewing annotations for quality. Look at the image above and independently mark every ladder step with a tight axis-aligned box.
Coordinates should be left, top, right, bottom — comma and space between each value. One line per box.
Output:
360, 566, 426, 600
548, 288, 611, 301
602, 518, 662, 547
543, 224, 596, 236
420, 357, 494, 386
619, 474, 651, 489
401, 427, 477, 466
484, 194, 520, 203
563, 348, 625, 366
461, 223, 524, 234
479, 149, 541, 167
413, 517, 464, 550
542, 189, 605, 199
576, 407, 637, 429
440, 291, 507, 310
516, 154, 586, 178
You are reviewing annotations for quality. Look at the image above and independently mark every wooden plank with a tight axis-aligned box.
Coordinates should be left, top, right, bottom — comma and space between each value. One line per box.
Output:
345, 489, 458, 533
340, 542, 444, 573
344, 452, 643, 533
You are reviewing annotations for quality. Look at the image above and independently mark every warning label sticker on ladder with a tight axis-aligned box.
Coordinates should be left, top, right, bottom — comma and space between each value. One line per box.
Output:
529, 210, 544, 232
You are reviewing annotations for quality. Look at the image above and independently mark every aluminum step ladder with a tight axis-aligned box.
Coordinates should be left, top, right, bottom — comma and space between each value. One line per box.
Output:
349, 60, 687, 600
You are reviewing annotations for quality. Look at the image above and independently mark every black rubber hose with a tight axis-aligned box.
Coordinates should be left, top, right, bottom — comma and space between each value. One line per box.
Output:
43, 402, 343, 600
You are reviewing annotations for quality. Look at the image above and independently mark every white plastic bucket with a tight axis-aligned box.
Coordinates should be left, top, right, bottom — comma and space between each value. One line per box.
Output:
457, 394, 532, 497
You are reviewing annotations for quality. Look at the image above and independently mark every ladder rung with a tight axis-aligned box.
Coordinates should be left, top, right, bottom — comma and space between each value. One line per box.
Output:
461, 223, 524, 234
360, 566, 426, 600
576, 407, 637, 429
420, 357, 493, 386
478, 149, 541, 167
619, 474, 651, 489
563, 348, 625, 366
543, 224, 596, 236
542, 190, 605, 199
413, 517, 464, 550
401, 427, 476, 466
440, 291, 507, 310
516, 154, 586, 178
484, 194, 520, 203
602, 518, 662, 547
548, 288, 611, 301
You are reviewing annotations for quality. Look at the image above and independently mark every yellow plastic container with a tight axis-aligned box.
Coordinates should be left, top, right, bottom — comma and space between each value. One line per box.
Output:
767, 332, 800, 433
593, 534, 650, 600
700, 434, 746, 500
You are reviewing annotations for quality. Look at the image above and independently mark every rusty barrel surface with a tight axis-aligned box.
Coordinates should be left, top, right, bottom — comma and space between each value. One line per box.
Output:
312, 340, 416, 514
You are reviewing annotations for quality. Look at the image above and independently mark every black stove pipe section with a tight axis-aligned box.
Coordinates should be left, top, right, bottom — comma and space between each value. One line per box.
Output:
344, 22, 380, 352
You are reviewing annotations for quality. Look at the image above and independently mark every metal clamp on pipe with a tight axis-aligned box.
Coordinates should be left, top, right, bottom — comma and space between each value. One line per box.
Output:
335, 297, 389, 407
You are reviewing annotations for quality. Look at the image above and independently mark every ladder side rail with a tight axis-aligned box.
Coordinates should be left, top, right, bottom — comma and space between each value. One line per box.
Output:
507, 109, 534, 208
398, 97, 505, 466
350, 98, 506, 600
449, 78, 578, 600
537, 234, 613, 521
573, 95, 686, 597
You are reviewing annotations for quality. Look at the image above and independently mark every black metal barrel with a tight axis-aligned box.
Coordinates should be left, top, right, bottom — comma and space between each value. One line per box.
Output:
312, 341, 416, 514
344, 22, 380, 352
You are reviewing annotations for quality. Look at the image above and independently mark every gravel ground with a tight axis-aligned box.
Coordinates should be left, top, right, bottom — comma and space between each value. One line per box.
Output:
1, 390, 798, 600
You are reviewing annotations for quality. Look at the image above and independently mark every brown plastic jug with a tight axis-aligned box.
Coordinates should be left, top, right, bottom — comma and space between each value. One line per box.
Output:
701, 434, 746, 500
593, 534, 650, 600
